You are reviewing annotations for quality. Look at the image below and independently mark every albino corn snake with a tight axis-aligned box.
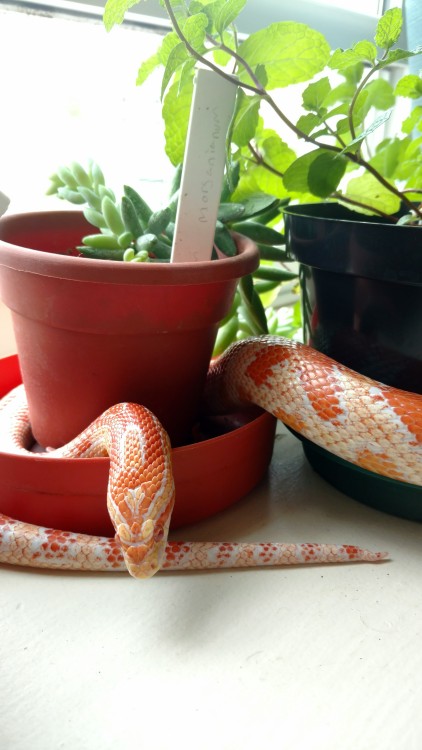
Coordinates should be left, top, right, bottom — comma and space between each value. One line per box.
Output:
1, 336, 421, 577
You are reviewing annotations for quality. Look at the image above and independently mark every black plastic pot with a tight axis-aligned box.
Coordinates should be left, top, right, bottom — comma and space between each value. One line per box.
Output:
284, 203, 422, 520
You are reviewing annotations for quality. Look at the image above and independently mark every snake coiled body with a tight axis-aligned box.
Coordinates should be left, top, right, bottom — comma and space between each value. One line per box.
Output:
1, 336, 421, 577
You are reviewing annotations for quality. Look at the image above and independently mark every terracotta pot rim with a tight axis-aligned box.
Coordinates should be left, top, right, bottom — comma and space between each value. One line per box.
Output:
0, 211, 259, 285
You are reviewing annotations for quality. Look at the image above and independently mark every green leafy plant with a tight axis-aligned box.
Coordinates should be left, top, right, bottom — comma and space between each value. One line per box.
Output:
103, 2, 422, 224
48, 160, 301, 349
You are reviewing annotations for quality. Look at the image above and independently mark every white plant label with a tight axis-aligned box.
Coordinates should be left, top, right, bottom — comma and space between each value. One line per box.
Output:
171, 68, 238, 263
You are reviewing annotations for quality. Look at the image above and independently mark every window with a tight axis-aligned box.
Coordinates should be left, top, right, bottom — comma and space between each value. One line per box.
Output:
0, 4, 171, 212
0, 0, 412, 213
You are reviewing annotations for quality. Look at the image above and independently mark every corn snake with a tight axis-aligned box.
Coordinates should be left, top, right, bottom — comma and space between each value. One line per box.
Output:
1, 336, 421, 577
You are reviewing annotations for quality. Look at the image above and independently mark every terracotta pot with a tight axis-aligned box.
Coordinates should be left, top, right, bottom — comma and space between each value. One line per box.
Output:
0, 357, 277, 532
0, 211, 258, 448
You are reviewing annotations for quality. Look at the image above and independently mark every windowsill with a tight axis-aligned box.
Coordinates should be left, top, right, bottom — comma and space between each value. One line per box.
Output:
1, 420, 421, 748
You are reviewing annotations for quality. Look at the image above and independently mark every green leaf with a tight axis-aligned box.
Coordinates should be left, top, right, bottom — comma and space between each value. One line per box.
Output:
302, 77, 331, 113
377, 48, 421, 70
178, 59, 195, 94
213, 30, 236, 65
260, 135, 297, 174
283, 150, 321, 193
283, 149, 347, 197
402, 106, 422, 134
341, 62, 364, 85
296, 113, 322, 136
158, 32, 182, 64
237, 22, 331, 89
136, 32, 180, 87
161, 43, 189, 99
374, 8, 402, 50
369, 137, 402, 179
181, 12, 208, 50
322, 81, 355, 107
353, 40, 377, 63
344, 173, 401, 215
342, 109, 393, 153
163, 77, 194, 165
307, 152, 348, 198
364, 78, 395, 110
103, 0, 142, 31
136, 52, 161, 87
395, 74, 422, 100
252, 166, 288, 199
329, 48, 365, 71
214, 0, 246, 36
232, 91, 261, 147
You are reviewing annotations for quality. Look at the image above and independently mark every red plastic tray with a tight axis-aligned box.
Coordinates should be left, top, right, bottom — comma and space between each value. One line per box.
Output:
0, 355, 276, 533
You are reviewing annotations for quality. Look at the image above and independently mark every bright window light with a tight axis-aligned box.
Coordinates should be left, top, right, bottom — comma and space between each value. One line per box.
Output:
307, 0, 382, 15
0, 8, 172, 213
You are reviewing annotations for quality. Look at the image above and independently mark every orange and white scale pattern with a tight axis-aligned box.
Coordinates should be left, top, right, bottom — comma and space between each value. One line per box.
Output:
205, 337, 422, 486
0, 516, 387, 572
1, 336, 420, 577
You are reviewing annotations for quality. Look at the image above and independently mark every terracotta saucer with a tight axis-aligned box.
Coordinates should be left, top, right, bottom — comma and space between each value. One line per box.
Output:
0, 355, 276, 534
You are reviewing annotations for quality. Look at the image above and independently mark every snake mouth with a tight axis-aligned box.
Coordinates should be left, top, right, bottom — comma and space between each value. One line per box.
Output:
121, 539, 166, 579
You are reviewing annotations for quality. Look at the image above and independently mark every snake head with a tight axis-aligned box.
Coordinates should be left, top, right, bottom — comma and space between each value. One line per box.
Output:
104, 403, 175, 579
116, 514, 172, 579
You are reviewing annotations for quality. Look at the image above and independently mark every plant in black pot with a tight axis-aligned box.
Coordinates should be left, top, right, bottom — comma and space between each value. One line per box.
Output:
102, 1, 422, 518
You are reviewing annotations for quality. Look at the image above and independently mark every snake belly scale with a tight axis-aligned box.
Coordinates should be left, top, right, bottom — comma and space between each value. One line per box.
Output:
1, 336, 420, 577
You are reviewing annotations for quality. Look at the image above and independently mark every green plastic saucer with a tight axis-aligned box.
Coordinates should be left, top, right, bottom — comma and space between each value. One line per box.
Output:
295, 433, 422, 522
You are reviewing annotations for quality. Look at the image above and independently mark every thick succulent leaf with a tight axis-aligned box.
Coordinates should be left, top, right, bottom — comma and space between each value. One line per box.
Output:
217, 203, 246, 223
239, 195, 281, 220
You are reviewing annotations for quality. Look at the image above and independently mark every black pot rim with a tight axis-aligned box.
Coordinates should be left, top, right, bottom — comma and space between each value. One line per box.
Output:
284, 202, 422, 285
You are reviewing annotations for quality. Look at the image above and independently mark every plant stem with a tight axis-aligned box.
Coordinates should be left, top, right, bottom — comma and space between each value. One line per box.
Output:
162, 0, 422, 221
332, 192, 396, 220
247, 142, 286, 178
